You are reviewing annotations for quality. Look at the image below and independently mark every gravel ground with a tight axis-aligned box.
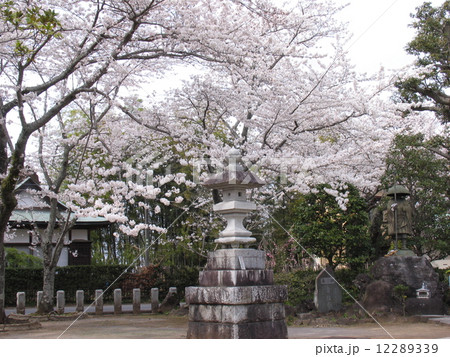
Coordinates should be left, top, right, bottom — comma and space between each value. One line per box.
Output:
1, 313, 449, 339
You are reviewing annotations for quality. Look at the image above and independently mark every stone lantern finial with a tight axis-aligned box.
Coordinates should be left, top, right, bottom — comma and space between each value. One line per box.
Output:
203, 148, 264, 248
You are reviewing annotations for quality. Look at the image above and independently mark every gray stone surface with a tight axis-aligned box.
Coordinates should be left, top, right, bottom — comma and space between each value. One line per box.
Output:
76, 290, 84, 312
199, 269, 273, 287
56, 290, 65, 314
189, 303, 285, 323
36, 291, 43, 311
133, 288, 141, 314
95, 289, 103, 315
16, 292, 25, 315
314, 267, 342, 313
360, 256, 445, 315
371, 256, 441, 298
186, 285, 287, 305
406, 297, 446, 315
206, 249, 266, 270
187, 320, 288, 339
114, 289, 122, 314
362, 280, 395, 312
151, 288, 159, 313
187, 248, 288, 339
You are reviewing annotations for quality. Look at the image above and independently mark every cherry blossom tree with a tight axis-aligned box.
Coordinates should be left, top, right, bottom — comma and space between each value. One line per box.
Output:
1, 0, 355, 321
1, 0, 435, 321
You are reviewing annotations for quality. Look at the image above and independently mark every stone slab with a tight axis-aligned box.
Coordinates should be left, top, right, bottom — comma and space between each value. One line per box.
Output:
199, 269, 273, 287
189, 303, 285, 323
314, 266, 342, 313
206, 249, 266, 270
187, 320, 288, 339
185, 285, 287, 305
405, 297, 446, 315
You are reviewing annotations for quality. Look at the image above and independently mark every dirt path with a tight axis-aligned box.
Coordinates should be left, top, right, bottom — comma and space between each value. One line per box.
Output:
1, 314, 449, 339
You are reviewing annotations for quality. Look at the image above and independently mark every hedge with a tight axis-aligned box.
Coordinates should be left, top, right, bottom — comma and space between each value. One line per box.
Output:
5, 264, 200, 306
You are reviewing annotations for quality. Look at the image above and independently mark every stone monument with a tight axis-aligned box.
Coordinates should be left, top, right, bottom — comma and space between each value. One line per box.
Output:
185, 149, 288, 339
314, 266, 342, 313
385, 184, 414, 256
361, 184, 445, 315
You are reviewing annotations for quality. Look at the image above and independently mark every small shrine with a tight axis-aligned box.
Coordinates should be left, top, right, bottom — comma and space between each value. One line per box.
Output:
416, 282, 431, 299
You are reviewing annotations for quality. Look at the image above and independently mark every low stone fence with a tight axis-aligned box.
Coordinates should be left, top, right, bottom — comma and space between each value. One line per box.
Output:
14, 287, 179, 315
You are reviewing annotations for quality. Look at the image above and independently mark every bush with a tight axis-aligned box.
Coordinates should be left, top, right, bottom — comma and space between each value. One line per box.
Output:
5, 264, 200, 306
274, 270, 317, 308
5, 268, 43, 306
5, 248, 42, 268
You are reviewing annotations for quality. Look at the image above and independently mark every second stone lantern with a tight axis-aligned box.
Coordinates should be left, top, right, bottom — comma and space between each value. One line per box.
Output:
185, 148, 288, 339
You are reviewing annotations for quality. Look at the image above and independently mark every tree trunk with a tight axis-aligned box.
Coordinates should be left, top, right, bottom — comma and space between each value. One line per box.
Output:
0, 237, 5, 324
38, 263, 56, 314
0, 130, 30, 323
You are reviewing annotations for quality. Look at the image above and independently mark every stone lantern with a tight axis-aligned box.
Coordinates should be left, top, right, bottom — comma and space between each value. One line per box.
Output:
185, 148, 288, 339
203, 148, 264, 247
386, 184, 414, 256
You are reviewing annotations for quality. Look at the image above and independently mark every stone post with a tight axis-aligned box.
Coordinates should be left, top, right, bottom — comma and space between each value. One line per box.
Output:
114, 288, 122, 314
133, 288, 141, 314
16, 292, 25, 315
95, 289, 103, 315
151, 288, 159, 313
56, 290, 65, 314
76, 290, 84, 312
36, 291, 43, 311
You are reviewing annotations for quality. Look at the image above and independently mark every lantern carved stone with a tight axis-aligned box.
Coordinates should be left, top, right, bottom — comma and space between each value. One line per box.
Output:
203, 148, 264, 248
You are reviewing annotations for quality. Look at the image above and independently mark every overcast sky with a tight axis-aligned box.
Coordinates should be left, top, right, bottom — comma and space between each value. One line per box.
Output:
333, 0, 445, 74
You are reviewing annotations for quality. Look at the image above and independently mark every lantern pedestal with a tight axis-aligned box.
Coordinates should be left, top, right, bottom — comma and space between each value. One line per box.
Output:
186, 249, 288, 339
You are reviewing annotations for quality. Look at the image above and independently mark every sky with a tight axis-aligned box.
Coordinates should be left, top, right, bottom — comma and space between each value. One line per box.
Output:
333, 0, 445, 74
156, 0, 446, 90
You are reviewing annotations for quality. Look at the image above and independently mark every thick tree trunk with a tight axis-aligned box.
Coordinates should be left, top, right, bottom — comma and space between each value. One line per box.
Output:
0, 130, 29, 323
38, 263, 56, 314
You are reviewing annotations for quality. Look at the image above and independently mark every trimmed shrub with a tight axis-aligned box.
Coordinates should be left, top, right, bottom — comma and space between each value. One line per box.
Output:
5, 264, 200, 306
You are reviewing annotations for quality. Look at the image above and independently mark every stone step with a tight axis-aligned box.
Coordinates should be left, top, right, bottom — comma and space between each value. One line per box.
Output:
189, 303, 285, 323
185, 285, 287, 305
187, 320, 288, 339
199, 269, 273, 287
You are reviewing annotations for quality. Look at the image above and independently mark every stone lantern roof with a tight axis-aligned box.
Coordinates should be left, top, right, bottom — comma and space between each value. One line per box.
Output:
203, 148, 265, 190
387, 184, 410, 197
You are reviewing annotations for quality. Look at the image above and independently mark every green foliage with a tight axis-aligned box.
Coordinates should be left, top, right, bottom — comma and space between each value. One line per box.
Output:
4, 267, 42, 305
395, 1, 450, 123
382, 133, 449, 259
274, 270, 317, 307
334, 268, 365, 304
4, 264, 199, 306
257, 191, 305, 272
5, 265, 127, 305
5, 248, 42, 268
1, 1, 61, 35
1, 1, 62, 58
291, 183, 371, 270
393, 284, 409, 316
